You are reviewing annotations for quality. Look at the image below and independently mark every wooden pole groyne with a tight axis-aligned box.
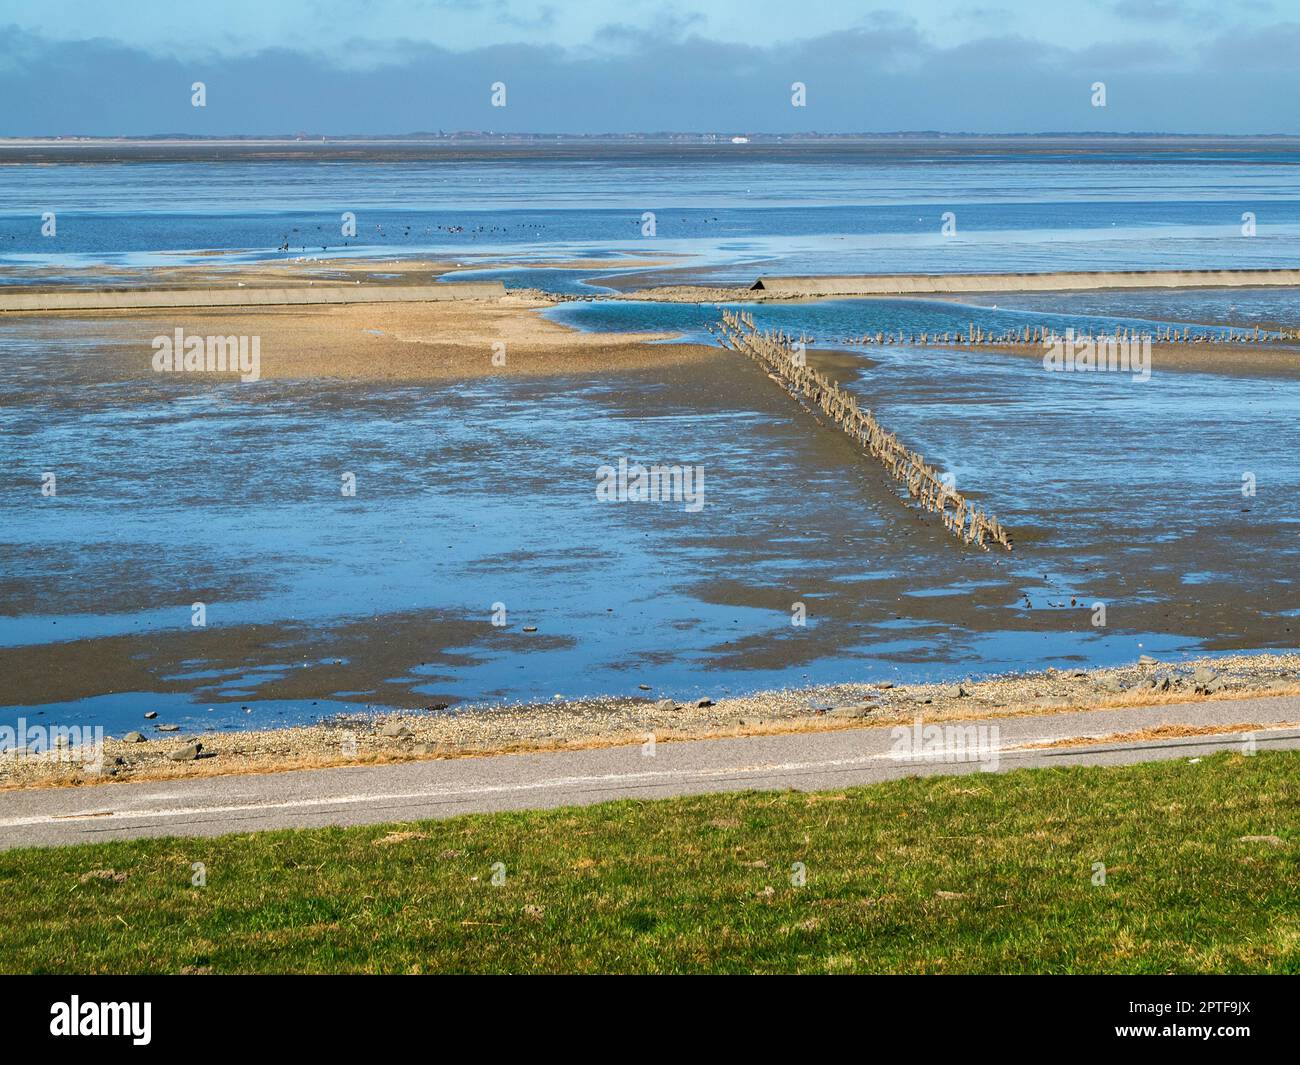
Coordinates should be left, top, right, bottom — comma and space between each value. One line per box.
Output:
818, 322, 1293, 347
715, 309, 1013, 552
752, 268, 1300, 297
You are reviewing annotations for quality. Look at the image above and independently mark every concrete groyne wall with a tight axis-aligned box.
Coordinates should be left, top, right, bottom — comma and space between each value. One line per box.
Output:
752, 269, 1300, 297
0, 281, 507, 313
715, 309, 1013, 551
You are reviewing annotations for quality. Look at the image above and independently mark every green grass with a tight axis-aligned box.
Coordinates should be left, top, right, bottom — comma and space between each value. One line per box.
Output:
1, 751, 1297, 973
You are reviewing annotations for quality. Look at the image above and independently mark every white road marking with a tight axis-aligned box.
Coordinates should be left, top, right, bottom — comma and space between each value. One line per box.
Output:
0, 726, 1291, 831
0, 754, 892, 827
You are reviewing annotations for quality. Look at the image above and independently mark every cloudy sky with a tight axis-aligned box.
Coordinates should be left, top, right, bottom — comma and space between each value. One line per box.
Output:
2, 0, 1297, 135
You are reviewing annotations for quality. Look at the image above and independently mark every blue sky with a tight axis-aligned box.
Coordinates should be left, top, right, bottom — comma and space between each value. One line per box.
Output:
2, 0, 1297, 134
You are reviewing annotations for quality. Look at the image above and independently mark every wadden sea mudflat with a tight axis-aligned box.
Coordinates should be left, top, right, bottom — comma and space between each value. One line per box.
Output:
3, 149, 1299, 801
3, 269, 1298, 788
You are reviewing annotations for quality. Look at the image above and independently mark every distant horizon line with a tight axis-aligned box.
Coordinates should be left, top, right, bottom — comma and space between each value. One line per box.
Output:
7, 131, 1300, 142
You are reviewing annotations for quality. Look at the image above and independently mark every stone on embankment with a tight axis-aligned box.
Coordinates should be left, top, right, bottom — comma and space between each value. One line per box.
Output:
829, 705, 869, 719
1192, 666, 1223, 694
169, 743, 203, 762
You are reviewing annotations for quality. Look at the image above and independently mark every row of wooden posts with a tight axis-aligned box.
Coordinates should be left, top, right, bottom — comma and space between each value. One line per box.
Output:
824, 322, 1286, 347
715, 309, 1014, 552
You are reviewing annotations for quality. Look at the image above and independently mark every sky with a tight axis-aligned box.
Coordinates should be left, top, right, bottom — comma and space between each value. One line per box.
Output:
2, 0, 1298, 135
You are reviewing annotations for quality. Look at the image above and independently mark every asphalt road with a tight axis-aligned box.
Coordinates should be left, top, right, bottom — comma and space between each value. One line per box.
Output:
1, 694, 1297, 850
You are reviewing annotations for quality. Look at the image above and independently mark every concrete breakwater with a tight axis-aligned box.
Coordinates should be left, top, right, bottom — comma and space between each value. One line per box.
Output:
716, 309, 1013, 551
752, 269, 1300, 298
0, 281, 507, 313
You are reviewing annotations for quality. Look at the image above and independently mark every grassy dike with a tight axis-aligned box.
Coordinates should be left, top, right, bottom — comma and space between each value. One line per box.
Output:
1, 751, 1297, 974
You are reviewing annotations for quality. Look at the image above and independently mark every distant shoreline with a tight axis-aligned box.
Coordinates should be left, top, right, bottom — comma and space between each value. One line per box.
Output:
5, 133, 1300, 164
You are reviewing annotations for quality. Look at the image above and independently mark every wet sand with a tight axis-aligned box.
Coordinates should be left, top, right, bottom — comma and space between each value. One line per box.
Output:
10, 257, 1297, 385
963, 339, 1300, 379
4, 264, 1298, 751
2, 334, 1294, 713
0, 255, 676, 296
596, 285, 1300, 377
5, 295, 707, 384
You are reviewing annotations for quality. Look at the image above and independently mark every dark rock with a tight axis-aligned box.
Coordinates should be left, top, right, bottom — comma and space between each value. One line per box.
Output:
169, 743, 203, 762
1192, 666, 1222, 694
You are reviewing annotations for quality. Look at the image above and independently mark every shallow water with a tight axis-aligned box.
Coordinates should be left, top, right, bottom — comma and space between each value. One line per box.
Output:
4, 154, 1300, 279
948, 287, 1300, 329
558, 298, 1300, 615
2, 150, 1299, 733
547, 295, 1279, 343
3, 306, 1296, 733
